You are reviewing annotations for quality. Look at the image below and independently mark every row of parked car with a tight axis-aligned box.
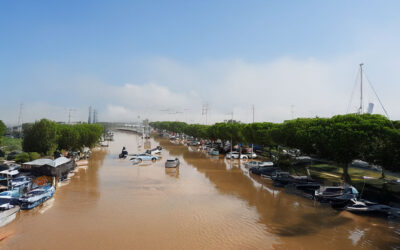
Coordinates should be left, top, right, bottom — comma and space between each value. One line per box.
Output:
162, 131, 400, 218
246, 161, 400, 218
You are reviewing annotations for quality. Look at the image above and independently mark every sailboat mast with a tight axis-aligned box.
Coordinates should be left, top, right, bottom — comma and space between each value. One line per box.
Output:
359, 63, 364, 114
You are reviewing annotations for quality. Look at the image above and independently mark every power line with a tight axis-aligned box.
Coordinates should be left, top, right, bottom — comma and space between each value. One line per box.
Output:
359, 63, 364, 114
252, 105, 255, 123
347, 67, 361, 113
364, 72, 392, 121
202, 104, 208, 125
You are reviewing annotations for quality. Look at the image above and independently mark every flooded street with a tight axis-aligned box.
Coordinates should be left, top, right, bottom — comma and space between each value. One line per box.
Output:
1, 131, 400, 249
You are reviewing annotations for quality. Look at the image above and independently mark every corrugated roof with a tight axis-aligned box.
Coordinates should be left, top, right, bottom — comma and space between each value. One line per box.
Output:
24, 158, 53, 166
53, 157, 71, 167
24, 157, 71, 168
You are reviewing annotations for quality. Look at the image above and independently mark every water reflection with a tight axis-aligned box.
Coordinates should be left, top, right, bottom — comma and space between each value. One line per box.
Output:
157, 137, 400, 249
1, 133, 399, 249
165, 167, 180, 178
0, 147, 106, 249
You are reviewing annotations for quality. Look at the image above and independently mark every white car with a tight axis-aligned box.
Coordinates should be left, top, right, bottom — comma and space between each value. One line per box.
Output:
225, 152, 248, 159
246, 152, 257, 159
245, 161, 273, 168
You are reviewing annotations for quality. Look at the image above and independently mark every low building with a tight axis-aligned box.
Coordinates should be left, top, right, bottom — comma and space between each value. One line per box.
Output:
22, 157, 76, 177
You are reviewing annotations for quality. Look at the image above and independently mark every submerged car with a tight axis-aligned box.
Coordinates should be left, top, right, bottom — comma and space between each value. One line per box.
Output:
225, 152, 248, 159
314, 185, 358, 204
130, 154, 159, 162
246, 152, 257, 159
165, 158, 180, 168
250, 165, 278, 177
208, 149, 219, 156
245, 161, 273, 168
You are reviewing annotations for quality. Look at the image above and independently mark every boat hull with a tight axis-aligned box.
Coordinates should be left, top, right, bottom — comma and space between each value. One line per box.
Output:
20, 187, 55, 210
0, 206, 20, 227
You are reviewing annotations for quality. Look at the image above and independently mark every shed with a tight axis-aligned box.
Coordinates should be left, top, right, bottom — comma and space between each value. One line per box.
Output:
23, 157, 75, 177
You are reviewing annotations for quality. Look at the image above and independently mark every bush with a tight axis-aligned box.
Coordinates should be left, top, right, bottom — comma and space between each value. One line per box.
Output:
14, 152, 30, 163
28, 152, 41, 161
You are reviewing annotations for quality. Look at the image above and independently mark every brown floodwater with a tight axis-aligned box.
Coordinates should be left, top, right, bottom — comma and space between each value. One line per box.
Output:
1, 131, 400, 249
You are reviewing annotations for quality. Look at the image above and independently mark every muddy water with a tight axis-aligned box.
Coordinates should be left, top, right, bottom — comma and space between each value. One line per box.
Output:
1, 131, 400, 250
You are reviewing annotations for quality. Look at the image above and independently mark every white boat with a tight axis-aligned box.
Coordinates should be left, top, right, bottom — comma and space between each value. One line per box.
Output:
19, 186, 55, 210
0, 206, 19, 227
345, 199, 392, 215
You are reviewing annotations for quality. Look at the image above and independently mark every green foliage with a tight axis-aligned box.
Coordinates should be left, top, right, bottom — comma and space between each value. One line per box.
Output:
0, 120, 6, 145
14, 152, 30, 163
57, 124, 80, 151
0, 120, 6, 137
151, 114, 400, 171
23, 119, 104, 155
28, 152, 41, 161
23, 119, 57, 155
1, 137, 22, 153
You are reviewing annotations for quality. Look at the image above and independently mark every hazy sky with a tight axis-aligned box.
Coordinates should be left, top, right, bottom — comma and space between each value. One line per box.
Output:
1, 1, 400, 125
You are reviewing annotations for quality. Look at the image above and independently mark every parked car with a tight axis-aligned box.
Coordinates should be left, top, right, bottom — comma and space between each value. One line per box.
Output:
314, 185, 358, 203
245, 152, 257, 159
208, 149, 219, 156
225, 152, 248, 159
250, 166, 278, 176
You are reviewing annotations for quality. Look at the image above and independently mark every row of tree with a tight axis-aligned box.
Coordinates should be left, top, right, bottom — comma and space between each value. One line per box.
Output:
150, 114, 400, 171
22, 119, 104, 155
0, 120, 6, 145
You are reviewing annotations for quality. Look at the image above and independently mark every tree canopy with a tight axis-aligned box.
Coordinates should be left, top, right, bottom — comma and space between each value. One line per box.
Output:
151, 114, 400, 171
23, 119, 104, 155
0, 120, 6, 145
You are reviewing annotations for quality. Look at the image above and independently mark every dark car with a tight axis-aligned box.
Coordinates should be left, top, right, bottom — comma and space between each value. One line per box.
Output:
250, 166, 278, 176
6, 151, 21, 161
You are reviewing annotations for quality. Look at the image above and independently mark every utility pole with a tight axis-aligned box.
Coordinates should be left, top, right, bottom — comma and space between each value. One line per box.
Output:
252, 105, 255, 123
202, 104, 208, 125
230, 111, 233, 155
359, 63, 364, 114
68, 109, 76, 124
17, 103, 23, 134
251, 105, 254, 157
183, 108, 191, 123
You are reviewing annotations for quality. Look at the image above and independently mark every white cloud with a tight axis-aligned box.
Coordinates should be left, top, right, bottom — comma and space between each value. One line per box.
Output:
2, 56, 399, 125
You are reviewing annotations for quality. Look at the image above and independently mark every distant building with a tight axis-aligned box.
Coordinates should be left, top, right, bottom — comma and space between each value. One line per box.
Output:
93, 109, 98, 123
367, 103, 374, 114
88, 106, 93, 124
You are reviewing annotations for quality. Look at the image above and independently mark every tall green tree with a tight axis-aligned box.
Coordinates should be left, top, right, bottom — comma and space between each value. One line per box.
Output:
23, 119, 57, 155
0, 120, 6, 145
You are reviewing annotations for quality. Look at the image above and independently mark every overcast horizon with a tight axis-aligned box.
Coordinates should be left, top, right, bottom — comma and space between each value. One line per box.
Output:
2, 1, 400, 125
